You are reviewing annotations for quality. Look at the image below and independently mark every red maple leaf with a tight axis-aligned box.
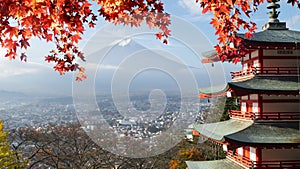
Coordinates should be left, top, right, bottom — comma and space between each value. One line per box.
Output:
156, 32, 163, 40
71, 34, 82, 44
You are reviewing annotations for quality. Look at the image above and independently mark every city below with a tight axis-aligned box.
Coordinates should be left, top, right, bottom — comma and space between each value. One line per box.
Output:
0, 90, 212, 140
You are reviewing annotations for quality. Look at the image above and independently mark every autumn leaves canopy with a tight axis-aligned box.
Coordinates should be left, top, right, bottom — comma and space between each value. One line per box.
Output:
0, 0, 299, 80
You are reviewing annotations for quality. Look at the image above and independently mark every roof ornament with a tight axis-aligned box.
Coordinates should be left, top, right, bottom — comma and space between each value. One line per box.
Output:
267, 0, 280, 23
262, 0, 288, 30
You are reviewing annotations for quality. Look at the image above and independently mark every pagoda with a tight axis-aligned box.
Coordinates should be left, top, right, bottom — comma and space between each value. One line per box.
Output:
187, 1, 300, 168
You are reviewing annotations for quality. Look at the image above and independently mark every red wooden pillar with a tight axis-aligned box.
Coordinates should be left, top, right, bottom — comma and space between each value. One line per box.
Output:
258, 94, 263, 119
244, 146, 250, 159
256, 147, 262, 167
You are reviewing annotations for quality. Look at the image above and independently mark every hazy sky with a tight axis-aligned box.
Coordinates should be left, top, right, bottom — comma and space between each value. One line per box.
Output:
0, 0, 299, 96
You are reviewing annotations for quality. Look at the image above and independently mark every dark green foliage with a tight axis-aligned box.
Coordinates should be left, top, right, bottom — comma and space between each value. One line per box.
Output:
220, 97, 240, 121
197, 140, 226, 160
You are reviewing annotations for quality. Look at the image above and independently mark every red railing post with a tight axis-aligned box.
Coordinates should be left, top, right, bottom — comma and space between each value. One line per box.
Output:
231, 66, 299, 79
279, 161, 282, 168
231, 111, 299, 121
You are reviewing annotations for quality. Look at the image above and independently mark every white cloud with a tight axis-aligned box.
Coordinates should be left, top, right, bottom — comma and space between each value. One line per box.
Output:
0, 47, 52, 78
108, 38, 132, 47
118, 38, 131, 47
286, 15, 300, 29
0, 47, 7, 58
101, 64, 119, 70
85, 63, 119, 70
0, 60, 39, 78
0, 67, 37, 78
178, 0, 202, 15
177, 0, 211, 22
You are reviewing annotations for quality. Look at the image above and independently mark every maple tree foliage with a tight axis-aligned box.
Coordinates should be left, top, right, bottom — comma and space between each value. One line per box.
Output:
0, 0, 170, 81
197, 0, 299, 63
0, 0, 299, 80
170, 146, 204, 169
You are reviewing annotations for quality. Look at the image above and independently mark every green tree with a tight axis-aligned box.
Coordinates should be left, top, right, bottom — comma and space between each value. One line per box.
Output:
0, 120, 26, 169
220, 97, 240, 121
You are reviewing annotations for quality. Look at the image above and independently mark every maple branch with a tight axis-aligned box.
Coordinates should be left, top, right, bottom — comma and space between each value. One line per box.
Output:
0, 0, 171, 81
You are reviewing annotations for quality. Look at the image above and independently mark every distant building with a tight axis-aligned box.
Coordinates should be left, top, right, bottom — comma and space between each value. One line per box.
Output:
187, 1, 300, 168
118, 120, 137, 127
185, 124, 200, 142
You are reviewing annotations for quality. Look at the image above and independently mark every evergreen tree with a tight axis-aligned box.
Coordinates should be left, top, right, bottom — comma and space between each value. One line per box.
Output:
0, 120, 26, 169
220, 97, 240, 121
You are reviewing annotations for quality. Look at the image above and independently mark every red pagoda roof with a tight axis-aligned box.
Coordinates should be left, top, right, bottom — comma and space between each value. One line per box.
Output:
201, 19, 300, 63
228, 76, 300, 96
225, 122, 300, 145
186, 159, 243, 169
194, 120, 300, 145
199, 76, 300, 98
201, 50, 219, 63
194, 119, 253, 142
237, 26, 300, 44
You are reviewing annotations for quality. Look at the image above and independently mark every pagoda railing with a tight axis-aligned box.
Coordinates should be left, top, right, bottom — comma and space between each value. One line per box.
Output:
253, 67, 300, 75
229, 110, 300, 121
230, 69, 255, 80
227, 150, 300, 168
230, 67, 300, 80
227, 150, 254, 168
254, 160, 300, 168
229, 110, 255, 120
256, 112, 300, 121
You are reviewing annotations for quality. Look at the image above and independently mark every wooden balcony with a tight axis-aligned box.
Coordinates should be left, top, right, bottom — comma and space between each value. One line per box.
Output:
227, 150, 253, 168
230, 67, 300, 81
230, 69, 255, 81
254, 67, 300, 75
256, 112, 300, 121
227, 150, 300, 168
229, 110, 300, 121
254, 160, 300, 168
229, 110, 255, 120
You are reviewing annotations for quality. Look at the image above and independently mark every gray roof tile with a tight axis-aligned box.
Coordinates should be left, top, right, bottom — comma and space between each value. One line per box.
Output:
186, 159, 243, 169
237, 29, 300, 43
225, 122, 300, 144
